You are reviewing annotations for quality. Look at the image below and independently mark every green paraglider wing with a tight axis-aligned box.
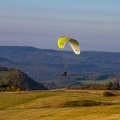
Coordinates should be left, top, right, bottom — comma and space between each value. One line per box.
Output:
57, 36, 80, 55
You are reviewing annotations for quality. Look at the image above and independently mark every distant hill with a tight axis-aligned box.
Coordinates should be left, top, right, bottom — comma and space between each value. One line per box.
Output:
42, 72, 120, 89
0, 67, 48, 90
0, 46, 120, 89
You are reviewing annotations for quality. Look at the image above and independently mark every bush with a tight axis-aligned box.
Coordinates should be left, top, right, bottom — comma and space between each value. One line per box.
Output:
103, 91, 115, 96
63, 100, 103, 107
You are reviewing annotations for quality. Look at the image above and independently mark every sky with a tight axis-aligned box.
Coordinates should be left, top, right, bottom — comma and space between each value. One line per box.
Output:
0, 0, 120, 52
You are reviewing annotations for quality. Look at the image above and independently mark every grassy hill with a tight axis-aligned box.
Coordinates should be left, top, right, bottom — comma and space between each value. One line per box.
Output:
0, 67, 48, 90
0, 46, 120, 89
0, 90, 120, 120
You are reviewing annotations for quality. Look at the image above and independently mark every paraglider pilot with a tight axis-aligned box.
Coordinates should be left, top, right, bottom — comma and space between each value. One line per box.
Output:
62, 71, 67, 76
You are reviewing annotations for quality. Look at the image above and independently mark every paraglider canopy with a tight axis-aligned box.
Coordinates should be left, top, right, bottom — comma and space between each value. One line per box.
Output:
57, 36, 80, 55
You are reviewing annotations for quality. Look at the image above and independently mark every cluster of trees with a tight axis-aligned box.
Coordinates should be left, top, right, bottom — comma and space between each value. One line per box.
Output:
73, 81, 120, 90
0, 84, 25, 92
0, 67, 8, 71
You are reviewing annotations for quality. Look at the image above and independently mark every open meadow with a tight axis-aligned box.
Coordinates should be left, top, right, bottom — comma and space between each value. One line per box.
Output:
0, 90, 120, 120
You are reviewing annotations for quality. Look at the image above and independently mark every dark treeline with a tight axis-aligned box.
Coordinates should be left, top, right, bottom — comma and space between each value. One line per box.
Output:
72, 81, 120, 90
0, 84, 25, 92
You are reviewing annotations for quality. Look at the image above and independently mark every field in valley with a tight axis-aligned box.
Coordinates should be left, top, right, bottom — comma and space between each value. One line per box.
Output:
0, 90, 120, 120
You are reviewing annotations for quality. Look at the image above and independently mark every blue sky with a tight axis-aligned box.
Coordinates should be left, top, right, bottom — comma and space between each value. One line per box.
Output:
0, 0, 120, 52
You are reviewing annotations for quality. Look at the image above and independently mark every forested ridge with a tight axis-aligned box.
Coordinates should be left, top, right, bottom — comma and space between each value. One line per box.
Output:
0, 46, 120, 89
0, 67, 48, 91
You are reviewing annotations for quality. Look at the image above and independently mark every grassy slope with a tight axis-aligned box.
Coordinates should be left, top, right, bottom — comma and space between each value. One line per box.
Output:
78, 78, 114, 85
0, 90, 120, 120
0, 71, 8, 81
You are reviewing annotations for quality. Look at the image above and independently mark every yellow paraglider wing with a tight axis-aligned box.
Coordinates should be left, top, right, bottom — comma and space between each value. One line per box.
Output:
57, 36, 80, 55
57, 36, 70, 49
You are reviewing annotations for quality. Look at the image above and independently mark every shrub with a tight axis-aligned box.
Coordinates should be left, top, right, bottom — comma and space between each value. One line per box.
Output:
103, 91, 115, 96
63, 100, 103, 107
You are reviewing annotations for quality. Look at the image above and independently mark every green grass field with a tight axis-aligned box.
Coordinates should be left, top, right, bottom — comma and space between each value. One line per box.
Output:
78, 78, 114, 85
0, 90, 120, 120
